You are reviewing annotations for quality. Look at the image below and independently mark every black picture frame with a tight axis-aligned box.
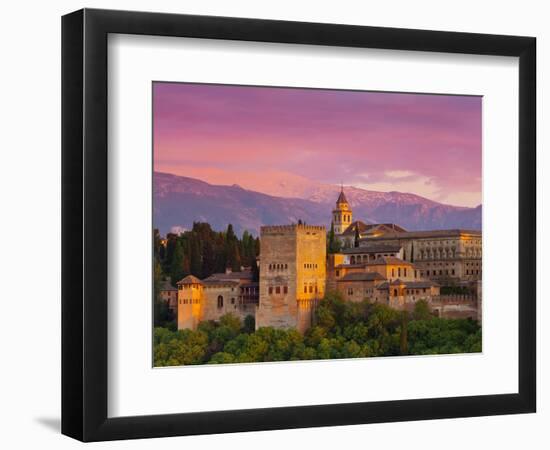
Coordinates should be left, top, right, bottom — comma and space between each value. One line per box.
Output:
61, 8, 536, 442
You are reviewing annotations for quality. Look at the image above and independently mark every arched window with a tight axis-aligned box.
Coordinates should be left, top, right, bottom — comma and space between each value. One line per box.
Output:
217, 295, 223, 308
351, 256, 356, 264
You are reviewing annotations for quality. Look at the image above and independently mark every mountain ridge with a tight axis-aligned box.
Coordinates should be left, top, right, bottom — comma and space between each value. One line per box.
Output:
153, 171, 481, 236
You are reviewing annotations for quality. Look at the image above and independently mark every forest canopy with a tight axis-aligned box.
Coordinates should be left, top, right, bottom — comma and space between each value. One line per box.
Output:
153, 293, 481, 366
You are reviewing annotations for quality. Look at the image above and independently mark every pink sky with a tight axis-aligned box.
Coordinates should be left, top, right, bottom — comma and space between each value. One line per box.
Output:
153, 82, 482, 207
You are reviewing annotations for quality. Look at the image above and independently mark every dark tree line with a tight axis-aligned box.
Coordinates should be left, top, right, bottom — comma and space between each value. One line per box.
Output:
153, 293, 482, 366
154, 222, 260, 286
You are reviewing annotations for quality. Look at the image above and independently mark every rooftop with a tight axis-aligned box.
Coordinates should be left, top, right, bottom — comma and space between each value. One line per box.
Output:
177, 275, 202, 285
339, 272, 386, 282
336, 188, 349, 205
371, 256, 414, 266
341, 221, 407, 236
341, 243, 402, 254
159, 279, 177, 291
204, 270, 254, 282
363, 229, 481, 241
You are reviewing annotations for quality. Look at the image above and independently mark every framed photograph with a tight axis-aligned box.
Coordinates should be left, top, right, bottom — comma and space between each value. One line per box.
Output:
61, 8, 536, 442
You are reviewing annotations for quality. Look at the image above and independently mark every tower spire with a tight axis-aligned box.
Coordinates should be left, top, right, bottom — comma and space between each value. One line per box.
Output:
332, 183, 352, 236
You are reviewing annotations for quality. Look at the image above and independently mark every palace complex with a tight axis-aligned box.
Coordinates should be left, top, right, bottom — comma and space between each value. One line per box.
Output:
162, 188, 482, 333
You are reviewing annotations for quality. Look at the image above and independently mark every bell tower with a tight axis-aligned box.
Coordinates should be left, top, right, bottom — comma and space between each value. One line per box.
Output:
332, 186, 352, 235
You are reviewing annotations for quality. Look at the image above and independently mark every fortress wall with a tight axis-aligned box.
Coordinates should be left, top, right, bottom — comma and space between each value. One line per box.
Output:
256, 224, 326, 332
256, 226, 299, 329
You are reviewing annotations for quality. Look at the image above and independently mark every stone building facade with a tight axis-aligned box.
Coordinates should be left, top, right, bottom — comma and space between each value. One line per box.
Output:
256, 224, 326, 333
159, 279, 178, 316
177, 269, 258, 331
329, 255, 441, 309
174, 188, 481, 332
361, 229, 482, 284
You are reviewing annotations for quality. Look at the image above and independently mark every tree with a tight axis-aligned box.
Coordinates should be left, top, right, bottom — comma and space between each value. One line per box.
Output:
154, 258, 175, 329
170, 240, 185, 286
189, 236, 202, 277
243, 315, 256, 333
412, 299, 432, 321
327, 221, 341, 254
399, 311, 409, 355
354, 225, 360, 248
250, 257, 259, 282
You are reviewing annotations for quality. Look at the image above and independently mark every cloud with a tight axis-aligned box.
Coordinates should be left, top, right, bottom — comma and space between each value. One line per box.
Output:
384, 170, 416, 179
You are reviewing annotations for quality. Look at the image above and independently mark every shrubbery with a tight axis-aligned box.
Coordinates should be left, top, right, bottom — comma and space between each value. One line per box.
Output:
153, 292, 481, 366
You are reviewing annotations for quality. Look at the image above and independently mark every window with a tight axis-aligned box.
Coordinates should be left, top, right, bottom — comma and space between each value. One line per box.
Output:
348, 288, 353, 296
309, 285, 313, 293
284, 286, 288, 294
392, 268, 395, 277
269, 287, 273, 294
217, 296, 223, 308
276, 286, 281, 294
231, 298, 235, 304
336, 270, 340, 277
304, 285, 307, 294
398, 267, 401, 277
404, 268, 407, 277
393, 289, 398, 296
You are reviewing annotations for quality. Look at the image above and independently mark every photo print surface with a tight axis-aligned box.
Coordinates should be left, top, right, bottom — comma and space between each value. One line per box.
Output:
152, 82, 482, 367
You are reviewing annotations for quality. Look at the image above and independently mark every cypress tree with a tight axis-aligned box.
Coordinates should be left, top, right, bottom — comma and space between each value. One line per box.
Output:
169, 240, 185, 286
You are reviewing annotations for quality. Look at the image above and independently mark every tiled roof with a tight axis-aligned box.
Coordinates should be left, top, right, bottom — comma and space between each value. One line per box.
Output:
404, 281, 440, 289
336, 188, 348, 205
202, 279, 240, 287
342, 222, 407, 236
341, 243, 402, 254
204, 270, 253, 282
371, 256, 413, 266
159, 280, 177, 291
364, 229, 481, 240
177, 275, 202, 285
339, 272, 386, 282
335, 263, 369, 269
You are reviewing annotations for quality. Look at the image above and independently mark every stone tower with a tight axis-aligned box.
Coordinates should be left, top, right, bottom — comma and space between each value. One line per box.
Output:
332, 186, 352, 235
177, 275, 204, 330
256, 224, 326, 333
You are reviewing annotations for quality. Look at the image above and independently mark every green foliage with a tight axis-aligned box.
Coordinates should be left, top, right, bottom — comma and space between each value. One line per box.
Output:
407, 318, 481, 355
412, 299, 433, 321
327, 222, 342, 254
169, 240, 185, 286
157, 222, 260, 282
243, 315, 256, 333
153, 298, 482, 367
153, 257, 175, 329
440, 285, 471, 295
